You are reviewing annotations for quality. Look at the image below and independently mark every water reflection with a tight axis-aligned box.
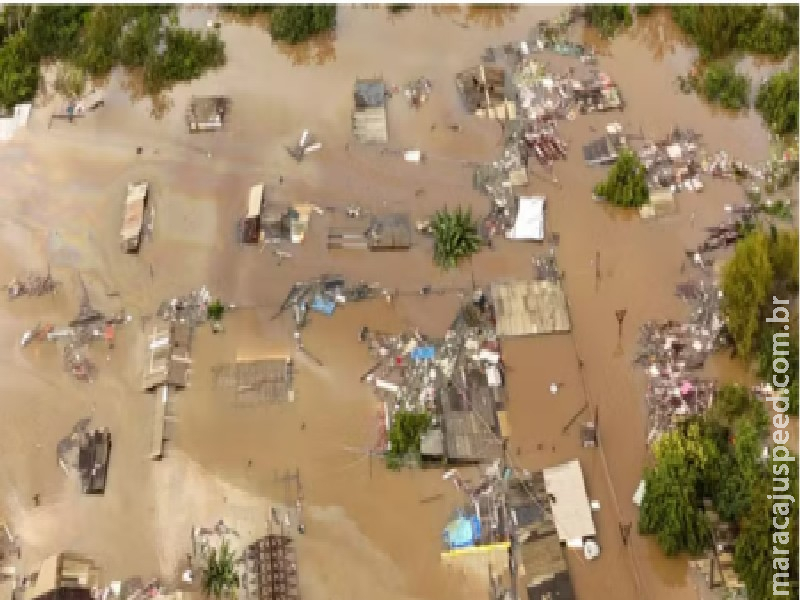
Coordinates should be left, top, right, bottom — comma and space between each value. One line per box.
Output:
464, 5, 521, 29
274, 31, 337, 67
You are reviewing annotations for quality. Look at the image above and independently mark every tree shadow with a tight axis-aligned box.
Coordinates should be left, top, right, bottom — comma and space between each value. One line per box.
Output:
629, 8, 692, 63
119, 70, 175, 120
464, 5, 520, 29
429, 5, 463, 19
274, 31, 337, 67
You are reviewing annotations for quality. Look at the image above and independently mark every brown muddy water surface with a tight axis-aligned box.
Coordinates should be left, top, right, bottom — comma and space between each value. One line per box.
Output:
0, 6, 786, 600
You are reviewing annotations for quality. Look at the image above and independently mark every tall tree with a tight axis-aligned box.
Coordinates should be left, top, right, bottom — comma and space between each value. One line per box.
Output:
721, 229, 774, 358
593, 149, 650, 208
638, 422, 717, 555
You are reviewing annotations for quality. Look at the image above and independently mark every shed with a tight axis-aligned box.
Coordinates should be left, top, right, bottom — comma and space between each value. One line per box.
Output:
120, 182, 148, 253
25, 553, 100, 600
489, 280, 571, 337
141, 323, 193, 391
542, 460, 596, 547
505, 197, 545, 241
186, 96, 229, 132
455, 65, 516, 120
353, 79, 388, 143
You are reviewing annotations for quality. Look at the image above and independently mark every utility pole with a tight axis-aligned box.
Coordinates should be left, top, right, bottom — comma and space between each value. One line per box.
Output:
615, 309, 628, 342
595, 251, 601, 292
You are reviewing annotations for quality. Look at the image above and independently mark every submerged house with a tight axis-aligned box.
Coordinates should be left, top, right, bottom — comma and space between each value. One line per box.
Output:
352, 79, 389, 144
327, 214, 413, 251
141, 323, 193, 392
186, 96, 229, 132
78, 428, 111, 495
489, 279, 571, 337
120, 182, 149, 253
456, 65, 516, 120
25, 553, 101, 600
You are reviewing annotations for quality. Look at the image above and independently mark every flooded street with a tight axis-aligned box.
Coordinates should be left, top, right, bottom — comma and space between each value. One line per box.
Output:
0, 5, 778, 600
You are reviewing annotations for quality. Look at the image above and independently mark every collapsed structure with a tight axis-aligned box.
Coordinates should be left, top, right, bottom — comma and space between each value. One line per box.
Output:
352, 79, 389, 144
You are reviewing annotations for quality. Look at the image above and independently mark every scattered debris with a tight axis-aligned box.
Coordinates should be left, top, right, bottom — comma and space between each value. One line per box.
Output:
7, 269, 58, 299
286, 129, 322, 162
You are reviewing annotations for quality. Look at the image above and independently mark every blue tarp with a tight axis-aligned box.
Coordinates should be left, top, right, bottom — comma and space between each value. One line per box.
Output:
410, 346, 436, 362
311, 295, 336, 316
443, 514, 482, 549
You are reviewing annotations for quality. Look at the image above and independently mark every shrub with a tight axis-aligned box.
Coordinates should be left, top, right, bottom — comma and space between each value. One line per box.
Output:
697, 62, 750, 111
269, 5, 336, 45
0, 31, 40, 109
584, 5, 632, 39
756, 68, 799, 136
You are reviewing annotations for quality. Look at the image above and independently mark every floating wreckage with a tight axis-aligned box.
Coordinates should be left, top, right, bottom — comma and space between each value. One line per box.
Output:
7, 269, 58, 299
402, 77, 433, 108
274, 275, 382, 327
287, 129, 322, 162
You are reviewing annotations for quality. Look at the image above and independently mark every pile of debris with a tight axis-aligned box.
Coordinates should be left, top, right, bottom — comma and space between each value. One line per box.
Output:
275, 275, 382, 328
7, 270, 58, 299
402, 77, 433, 108
635, 278, 727, 443
157, 286, 213, 326
638, 127, 704, 192
685, 203, 757, 271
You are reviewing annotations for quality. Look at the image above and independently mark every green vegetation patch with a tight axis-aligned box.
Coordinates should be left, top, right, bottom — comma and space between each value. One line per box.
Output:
430, 206, 482, 270
386, 411, 432, 469
222, 5, 337, 45
756, 68, 799, 136
696, 62, 750, 111
0, 5, 226, 109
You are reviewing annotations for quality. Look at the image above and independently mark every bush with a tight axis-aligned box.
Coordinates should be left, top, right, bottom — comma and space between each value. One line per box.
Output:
584, 5, 632, 39
269, 5, 336, 45
386, 411, 431, 465
636, 5, 654, 16
697, 62, 750, 110
430, 206, 482, 270
756, 68, 799, 136
0, 31, 40, 109
142, 28, 225, 95
221, 5, 274, 18
593, 149, 649, 208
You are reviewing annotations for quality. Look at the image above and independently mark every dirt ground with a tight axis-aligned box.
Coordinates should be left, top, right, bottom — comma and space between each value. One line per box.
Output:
0, 6, 790, 600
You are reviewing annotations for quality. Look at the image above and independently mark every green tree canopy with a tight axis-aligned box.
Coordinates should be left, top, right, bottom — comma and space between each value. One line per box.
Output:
697, 62, 750, 111
638, 421, 717, 555
756, 68, 799, 136
671, 5, 798, 59
268, 5, 336, 45
593, 149, 650, 208
386, 411, 432, 468
0, 31, 39, 109
430, 206, 482, 270
201, 541, 240, 599
721, 228, 775, 358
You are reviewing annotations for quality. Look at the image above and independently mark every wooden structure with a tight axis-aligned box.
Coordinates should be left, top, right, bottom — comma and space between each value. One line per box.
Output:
77, 428, 111, 494
455, 65, 515, 120
211, 358, 294, 405
639, 189, 676, 220
367, 214, 412, 250
243, 535, 300, 600
489, 280, 571, 337
141, 323, 193, 391
186, 96, 229, 132
352, 79, 388, 144
120, 182, 149, 253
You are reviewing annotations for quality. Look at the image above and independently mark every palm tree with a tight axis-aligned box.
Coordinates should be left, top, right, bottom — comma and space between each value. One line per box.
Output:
430, 206, 482, 270
202, 541, 240, 599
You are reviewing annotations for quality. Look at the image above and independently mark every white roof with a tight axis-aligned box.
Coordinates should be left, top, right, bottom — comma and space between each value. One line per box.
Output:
247, 184, 264, 219
121, 182, 148, 241
543, 459, 596, 544
505, 196, 545, 241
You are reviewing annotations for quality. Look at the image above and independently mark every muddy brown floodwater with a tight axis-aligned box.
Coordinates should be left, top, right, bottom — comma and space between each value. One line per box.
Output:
0, 5, 787, 600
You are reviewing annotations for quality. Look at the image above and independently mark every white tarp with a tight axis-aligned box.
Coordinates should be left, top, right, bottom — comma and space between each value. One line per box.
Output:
505, 196, 545, 241
247, 184, 264, 219
543, 459, 596, 546
0, 103, 32, 142
404, 150, 422, 163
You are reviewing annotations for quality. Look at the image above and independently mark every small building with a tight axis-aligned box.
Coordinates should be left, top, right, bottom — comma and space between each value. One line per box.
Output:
289, 204, 314, 244
455, 65, 516, 120
542, 460, 596, 548
141, 323, 193, 392
367, 214, 413, 251
77, 428, 111, 495
262, 204, 289, 244
25, 553, 101, 600
120, 182, 149, 253
505, 197, 545, 242
489, 280, 571, 337
582, 135, 621, 166
243, 184, 265, 244
352, 79, 388, 144
186, 96, 229, 132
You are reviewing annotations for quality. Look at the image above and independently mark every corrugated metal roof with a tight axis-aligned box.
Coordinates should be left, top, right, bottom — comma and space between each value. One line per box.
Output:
542, 460, 596, 545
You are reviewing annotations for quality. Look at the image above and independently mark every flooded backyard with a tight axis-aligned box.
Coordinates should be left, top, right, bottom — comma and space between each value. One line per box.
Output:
0, 5, 787, 600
